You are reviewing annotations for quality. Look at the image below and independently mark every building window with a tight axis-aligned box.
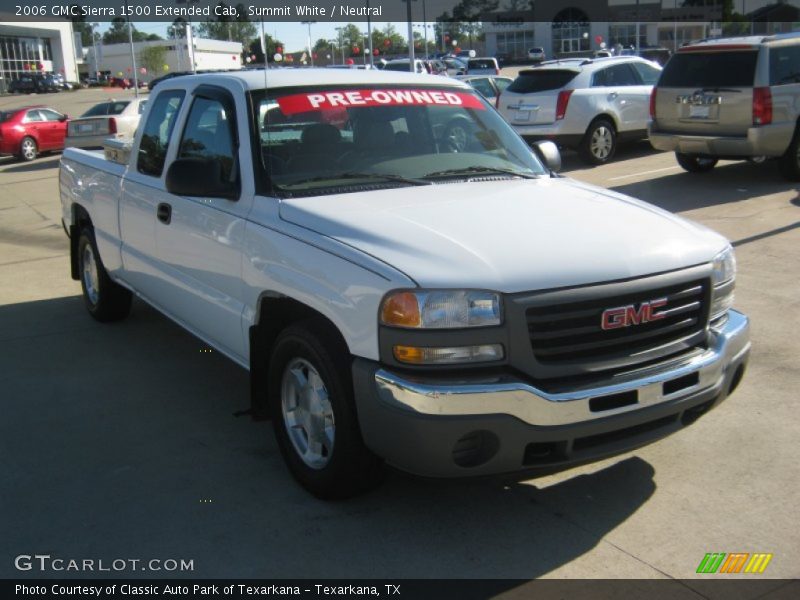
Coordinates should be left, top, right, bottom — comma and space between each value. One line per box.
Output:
552, 8, 590, 56
0, 35, 54, 82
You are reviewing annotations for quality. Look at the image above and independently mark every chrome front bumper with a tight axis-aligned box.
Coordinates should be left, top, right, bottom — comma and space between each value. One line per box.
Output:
374, 310, 749, 426
352, 311, 750, 478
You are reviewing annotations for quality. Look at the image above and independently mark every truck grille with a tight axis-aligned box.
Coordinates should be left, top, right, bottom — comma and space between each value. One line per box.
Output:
526, 279, 709, 367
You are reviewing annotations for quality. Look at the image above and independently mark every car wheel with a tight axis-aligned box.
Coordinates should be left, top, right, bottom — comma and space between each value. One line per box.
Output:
580, 119, 617, 165
19, 137, 38, 162
442, 118, 471, 152
268, 319, 384, 499
675, 152, 718, 173
778, 127, 800, 181
77, 228, 133, 322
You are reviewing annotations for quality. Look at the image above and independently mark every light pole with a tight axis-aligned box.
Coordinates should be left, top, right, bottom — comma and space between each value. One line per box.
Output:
124, 0, 139, 97
422, 0, 428, 58
404, 0, 415, 72
301, 20, 316, 66
366, 0, 374, 67
92, 22, 100, 79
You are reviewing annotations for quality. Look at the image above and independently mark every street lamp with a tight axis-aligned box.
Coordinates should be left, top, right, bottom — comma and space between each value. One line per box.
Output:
301, 20, 316, 66
123, 0, 139, 97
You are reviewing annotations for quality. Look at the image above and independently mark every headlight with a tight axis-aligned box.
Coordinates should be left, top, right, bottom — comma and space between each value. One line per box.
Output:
380, 290, 502, 329
710, 246, 736, 321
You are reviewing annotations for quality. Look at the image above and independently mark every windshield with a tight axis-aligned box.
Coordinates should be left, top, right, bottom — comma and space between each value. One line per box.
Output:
81, 101, 130, 117
252, 85, 547, 197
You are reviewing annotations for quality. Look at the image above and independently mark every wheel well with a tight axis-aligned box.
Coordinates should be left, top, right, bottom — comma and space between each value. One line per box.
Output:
586, 114, 618, 135
249, 294, 349, 419
69, 204, 92, 280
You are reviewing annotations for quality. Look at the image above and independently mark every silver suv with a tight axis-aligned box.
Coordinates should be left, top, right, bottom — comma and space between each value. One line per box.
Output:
498, 56, 662, 164
649, 33, 800, 180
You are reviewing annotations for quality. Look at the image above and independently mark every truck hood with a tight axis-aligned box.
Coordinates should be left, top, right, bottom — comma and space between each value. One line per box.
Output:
278, 178, 728, 293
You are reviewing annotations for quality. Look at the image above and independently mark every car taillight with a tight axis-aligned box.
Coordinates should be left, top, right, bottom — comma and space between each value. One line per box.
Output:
108, 118, 117, 134
495, 67, 500, 75
495, 92, 501, 110
555, 90, 573, 120
752, 87, 772, 126
650, 88, 657, 119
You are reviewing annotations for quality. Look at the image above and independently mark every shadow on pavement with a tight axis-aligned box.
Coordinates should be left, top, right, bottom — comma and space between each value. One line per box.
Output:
0, 155, 60, 173
611, 160, 797, 212
560, 139, 661, 171
1, 296, 658, 579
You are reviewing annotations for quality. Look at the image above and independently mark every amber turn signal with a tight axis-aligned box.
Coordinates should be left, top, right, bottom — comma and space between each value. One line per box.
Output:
380, 292, 421, 328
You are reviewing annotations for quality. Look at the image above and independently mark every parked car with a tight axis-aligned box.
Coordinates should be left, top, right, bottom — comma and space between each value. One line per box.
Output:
456, 74, 514, 107
8, 74, 61, 94
456, 49, 477, 59
466, 57, 501, 76
499, 56, 662, 164
649, 33, 800, 180
382, 59, 430, 74
0, 105, 68, 161
60, 69, 749, 499
65, 98, 148, 149
426, 59, 448, 76
442, 57, 468, 76
528, 47, 546, 62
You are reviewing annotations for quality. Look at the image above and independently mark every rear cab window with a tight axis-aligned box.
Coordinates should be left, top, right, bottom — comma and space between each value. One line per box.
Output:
468, 59, 496, 70
137, 90, 186, 177
507, 70, 579, 93
659, 50, 758, 87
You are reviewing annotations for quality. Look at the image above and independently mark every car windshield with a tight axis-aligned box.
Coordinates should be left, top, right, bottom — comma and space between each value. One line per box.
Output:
0, 110, 18, 123
660, 51, 758, 87
252, 85, 547, 197
81, 101, 130, 117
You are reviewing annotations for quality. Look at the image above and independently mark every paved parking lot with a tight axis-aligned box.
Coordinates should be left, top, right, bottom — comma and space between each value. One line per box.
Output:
1, 88, 798, 591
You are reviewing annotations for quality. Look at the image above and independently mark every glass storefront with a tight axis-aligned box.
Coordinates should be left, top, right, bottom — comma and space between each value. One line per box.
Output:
495, 30, 537, 60
0, 36, 54, 82
552, 8, 590, 55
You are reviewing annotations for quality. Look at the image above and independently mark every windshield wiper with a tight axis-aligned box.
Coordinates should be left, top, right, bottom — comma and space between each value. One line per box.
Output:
285, 171, 432, 188
423, 166, 539, 180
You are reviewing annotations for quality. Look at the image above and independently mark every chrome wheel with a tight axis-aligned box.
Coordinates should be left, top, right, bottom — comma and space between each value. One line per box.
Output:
21, 138, 36, 161
446, 125, 468, 152
590, 126, 613, 160
82, 243, 100, 306
280, 358, 335, 470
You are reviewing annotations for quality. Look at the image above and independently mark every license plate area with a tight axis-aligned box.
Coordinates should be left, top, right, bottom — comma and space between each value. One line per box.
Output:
689, 105, 710, 119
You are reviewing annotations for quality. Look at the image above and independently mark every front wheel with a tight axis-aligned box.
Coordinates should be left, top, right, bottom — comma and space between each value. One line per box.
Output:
77, 229, 132, 322
268, 320, 383, 499
579, 119, 617, 165
675, 152, 718, 173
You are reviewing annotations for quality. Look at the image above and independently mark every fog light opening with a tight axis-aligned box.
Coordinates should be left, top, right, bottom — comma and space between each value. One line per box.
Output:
452, 430, 499, 468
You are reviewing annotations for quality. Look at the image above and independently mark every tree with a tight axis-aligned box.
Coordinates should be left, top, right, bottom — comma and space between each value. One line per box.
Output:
102, 18, 162, 44
168, 19, 188, 39
196, 2, 257, 49
246, 34, 284, 64
139, 45, 167, 78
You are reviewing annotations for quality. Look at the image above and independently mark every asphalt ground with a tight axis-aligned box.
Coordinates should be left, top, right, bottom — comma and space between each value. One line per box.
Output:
0, 88, 798, 592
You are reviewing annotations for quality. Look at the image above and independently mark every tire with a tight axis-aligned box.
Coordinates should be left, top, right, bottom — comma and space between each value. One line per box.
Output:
77, 228, 132, 322
675, 152, 718, 173
442, 118, 472, 153
579, 118, 617, 165
19, 136, 38, 162
778, 127, 800, 181
268, 319, 384, 499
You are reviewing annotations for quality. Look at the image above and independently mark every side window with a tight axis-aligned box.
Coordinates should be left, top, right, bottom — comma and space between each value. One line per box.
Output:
632, 62, 661, 85
605, 64, 639, 86
592, 68, 609, 87
495, 78, 513, 93
137, 90, 185, 177
770, 45, 800, 85
25, 110, 43, 122
39, 109, 63, 121
178, 96, 237, 183
469, 78, 495, 98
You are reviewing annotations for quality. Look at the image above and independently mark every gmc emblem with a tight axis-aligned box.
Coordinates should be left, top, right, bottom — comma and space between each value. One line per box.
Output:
601, 298, 668, 330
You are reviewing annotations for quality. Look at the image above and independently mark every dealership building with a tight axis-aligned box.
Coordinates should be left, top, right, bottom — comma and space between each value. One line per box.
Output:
0, 22, 81, 89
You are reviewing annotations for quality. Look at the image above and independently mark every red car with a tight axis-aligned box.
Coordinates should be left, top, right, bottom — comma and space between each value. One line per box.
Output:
0, 105, 69, 161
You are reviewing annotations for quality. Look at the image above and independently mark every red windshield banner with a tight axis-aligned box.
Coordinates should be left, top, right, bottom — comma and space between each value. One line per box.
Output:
276, 89, 486, 114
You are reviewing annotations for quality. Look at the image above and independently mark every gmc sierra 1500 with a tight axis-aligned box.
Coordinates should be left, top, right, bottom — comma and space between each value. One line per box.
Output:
60, 69, 750, 498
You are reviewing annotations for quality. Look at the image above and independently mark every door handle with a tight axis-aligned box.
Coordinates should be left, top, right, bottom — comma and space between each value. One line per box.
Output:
156, 203, 172, 225
608, 92, 619, 100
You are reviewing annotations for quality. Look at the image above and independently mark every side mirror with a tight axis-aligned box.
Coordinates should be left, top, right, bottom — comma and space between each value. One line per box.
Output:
532, 140, 561, 173
59, 114, 68, 122
165, 157, 239, 200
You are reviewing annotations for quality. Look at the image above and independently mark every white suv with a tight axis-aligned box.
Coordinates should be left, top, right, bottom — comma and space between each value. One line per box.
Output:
499, 56, 662, 164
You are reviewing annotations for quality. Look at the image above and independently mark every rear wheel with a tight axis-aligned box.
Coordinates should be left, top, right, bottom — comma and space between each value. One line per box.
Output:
77, 228, 132, 322
675, 152, 718, 173
268, 320, 383, 499
19, 137, 37, 162
778, 127, 800, 181
579, 119, 616, 165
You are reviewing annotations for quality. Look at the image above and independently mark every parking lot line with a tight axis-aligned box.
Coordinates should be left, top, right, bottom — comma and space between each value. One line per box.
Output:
608, 166, 682, 181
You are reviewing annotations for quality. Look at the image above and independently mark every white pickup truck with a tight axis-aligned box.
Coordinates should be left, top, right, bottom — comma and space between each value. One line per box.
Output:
60, 69, 750, 499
